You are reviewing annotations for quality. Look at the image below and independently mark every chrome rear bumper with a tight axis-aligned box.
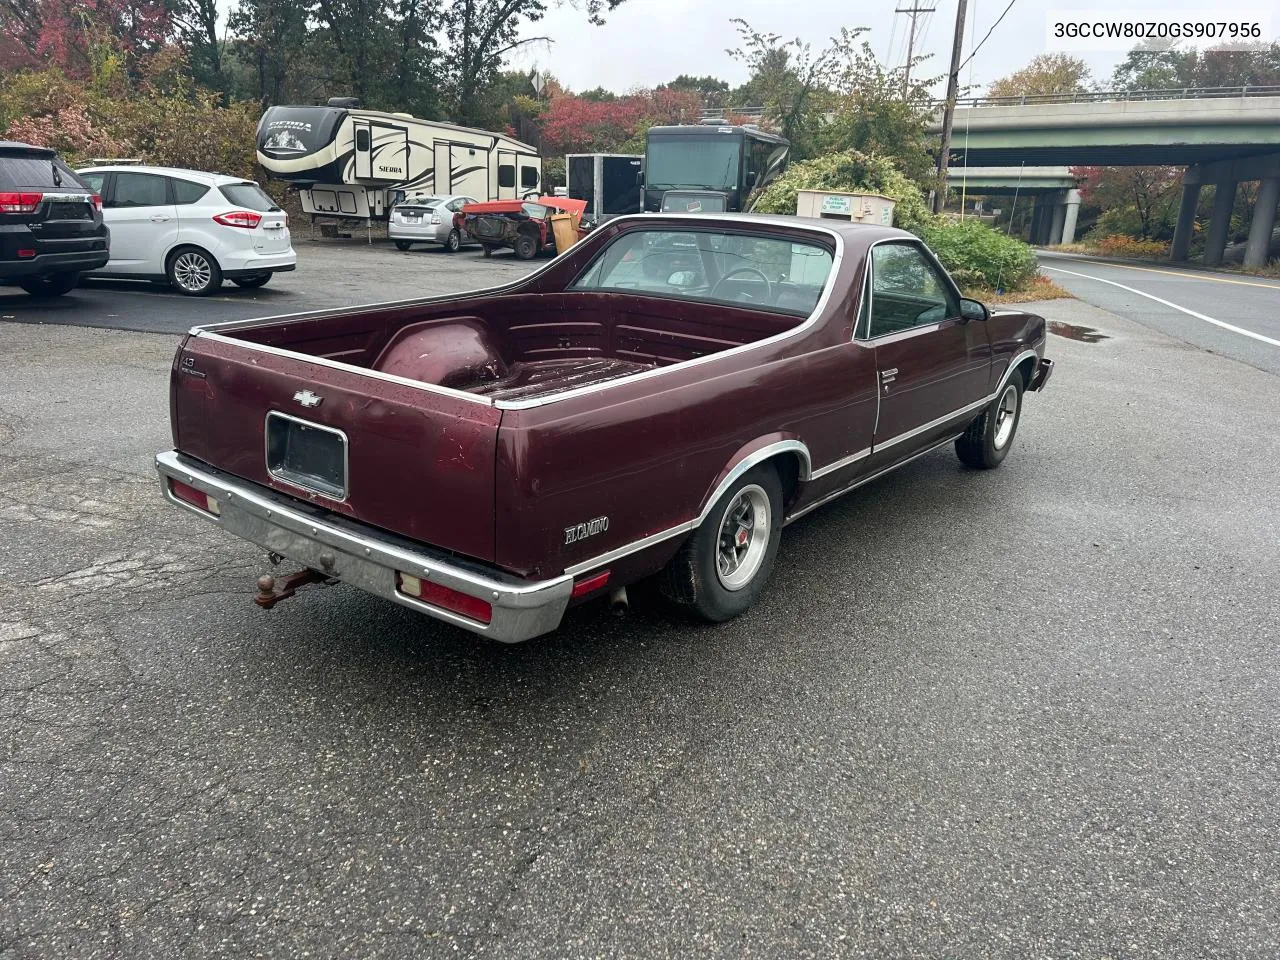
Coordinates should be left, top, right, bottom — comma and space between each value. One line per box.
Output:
155, 450, 572, 643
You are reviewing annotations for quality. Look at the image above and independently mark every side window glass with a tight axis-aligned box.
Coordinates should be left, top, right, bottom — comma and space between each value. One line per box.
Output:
79, 172, 105, 194
170, 178, 210, 205
868, 243, 959, 337
110, 173, 169, 208
854, 271, 871, 340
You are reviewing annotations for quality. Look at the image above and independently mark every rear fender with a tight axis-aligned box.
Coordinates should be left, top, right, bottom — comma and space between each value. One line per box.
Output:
697, 435, 812, 522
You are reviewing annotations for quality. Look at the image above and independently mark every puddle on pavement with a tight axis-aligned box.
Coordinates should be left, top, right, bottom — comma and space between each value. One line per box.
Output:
1048, 320, 1109, 343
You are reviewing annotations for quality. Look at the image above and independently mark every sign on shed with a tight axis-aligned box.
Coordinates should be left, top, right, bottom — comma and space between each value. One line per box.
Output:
796, 190, 896, 226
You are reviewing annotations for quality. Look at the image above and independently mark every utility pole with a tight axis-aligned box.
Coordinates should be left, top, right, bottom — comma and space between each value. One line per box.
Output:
896, 4, 935, 99
932, 0, 968, 213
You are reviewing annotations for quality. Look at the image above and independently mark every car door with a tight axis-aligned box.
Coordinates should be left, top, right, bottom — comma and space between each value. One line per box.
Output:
865, 240, 991, 456
103, 171, 178, 274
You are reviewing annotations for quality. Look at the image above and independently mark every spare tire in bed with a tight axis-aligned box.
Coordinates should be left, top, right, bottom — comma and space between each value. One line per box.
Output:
373, 319, 508, 390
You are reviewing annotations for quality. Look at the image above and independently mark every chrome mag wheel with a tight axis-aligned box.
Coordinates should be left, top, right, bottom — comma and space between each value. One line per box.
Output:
993, 384, 1019, 450
715, 483, 771, 591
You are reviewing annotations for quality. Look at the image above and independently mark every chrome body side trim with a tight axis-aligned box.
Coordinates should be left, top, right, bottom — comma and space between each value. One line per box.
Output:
785, 433, 963, 525
874, 394, 991, 452
998, 349, 1040, 392
809, 447, 872, 481
562, 521, 694, 578
156, 451, 572, 644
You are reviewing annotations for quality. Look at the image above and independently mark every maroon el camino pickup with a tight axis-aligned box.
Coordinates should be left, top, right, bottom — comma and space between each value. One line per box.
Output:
157, 214, 1053, 642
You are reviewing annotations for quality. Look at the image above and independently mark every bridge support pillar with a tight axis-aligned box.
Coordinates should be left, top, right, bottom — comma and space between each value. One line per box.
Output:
1050, 197, 1067, 247
1061, 189, 1081, 245
1170, 179, 1202, 262
1203, 180, 1237, 267
1243, 175, 1280, 268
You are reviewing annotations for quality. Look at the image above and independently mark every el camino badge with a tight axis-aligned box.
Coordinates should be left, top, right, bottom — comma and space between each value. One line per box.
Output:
564, 516, 609, 545
293, 389, 323, 408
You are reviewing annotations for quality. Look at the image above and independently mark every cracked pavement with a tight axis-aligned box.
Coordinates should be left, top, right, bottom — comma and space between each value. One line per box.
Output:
1, 269, 1279, 957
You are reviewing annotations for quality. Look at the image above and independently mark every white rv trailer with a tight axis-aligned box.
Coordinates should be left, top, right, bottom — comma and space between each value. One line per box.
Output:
256, 99, 542, 221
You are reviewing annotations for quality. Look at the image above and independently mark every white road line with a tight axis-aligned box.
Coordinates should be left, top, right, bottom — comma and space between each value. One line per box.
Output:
1044, 265, 1280, 349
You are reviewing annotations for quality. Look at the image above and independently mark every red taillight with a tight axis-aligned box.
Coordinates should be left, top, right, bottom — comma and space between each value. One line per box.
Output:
169, 478, 221, 515
16, 249, 36, 258
0, 191, 42, 213
91, 194, 103, 212
213, 210, 263, 229
570, 570, 611, 600
397, 572, 493, 624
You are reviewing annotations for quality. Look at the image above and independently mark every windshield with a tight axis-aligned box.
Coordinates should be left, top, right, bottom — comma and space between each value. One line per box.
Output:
645, 135, 741, 190
571, 228, 833, 316
257, 106, 346, 158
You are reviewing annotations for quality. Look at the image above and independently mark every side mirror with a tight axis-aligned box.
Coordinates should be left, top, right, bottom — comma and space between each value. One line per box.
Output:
959, 298, 989, 322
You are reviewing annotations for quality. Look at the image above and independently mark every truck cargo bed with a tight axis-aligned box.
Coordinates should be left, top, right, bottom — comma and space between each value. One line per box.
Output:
463, 357, 654, 401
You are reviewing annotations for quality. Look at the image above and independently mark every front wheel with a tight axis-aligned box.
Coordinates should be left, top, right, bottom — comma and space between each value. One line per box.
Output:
660, 463, 784, 622
956, 370, 1024, 469
167, 248, 221, 296
444, 229, 462, 253
19, 272, 79, 297
394, 240, 412, 251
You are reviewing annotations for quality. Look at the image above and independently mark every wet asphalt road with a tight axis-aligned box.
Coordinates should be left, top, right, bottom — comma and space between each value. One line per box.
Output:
0, 238, 536, 335
2, 256, 1279, 956
1040, 252, 1280, 376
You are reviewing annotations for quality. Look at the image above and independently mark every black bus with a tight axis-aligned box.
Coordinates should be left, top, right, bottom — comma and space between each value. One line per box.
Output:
642, 123, 789, 213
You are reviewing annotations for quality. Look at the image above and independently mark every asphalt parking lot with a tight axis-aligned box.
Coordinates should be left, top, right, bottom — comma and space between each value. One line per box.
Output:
0, 238, 538, 335
2, 246, 1279, 957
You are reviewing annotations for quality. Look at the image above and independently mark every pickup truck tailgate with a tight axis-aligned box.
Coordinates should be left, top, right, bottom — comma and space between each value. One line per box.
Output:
172, 332, 502, 562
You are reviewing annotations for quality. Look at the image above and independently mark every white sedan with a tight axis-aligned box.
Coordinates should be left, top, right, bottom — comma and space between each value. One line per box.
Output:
75, 164, 296, 296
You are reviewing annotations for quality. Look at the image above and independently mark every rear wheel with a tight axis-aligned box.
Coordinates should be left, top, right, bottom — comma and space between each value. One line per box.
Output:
445, 229, 462, 253
232, 274, 271, 289
660, 463, 784, 622
956, 370, 1024, 469
513, 232, 538, 260
481, 244, 496, 258
19, 272, 79, 298
167, 247, 221, 296
394, 240, 412, 251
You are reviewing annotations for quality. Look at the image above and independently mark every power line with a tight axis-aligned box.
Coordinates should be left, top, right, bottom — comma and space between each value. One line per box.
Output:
896, 4, 937, 96
960, 0, 1016, 70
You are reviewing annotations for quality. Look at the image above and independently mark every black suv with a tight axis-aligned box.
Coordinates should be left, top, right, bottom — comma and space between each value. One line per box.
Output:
1, 141, 110, 297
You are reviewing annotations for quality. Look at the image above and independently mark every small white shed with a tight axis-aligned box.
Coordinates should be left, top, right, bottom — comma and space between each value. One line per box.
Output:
796, 190, 896, 226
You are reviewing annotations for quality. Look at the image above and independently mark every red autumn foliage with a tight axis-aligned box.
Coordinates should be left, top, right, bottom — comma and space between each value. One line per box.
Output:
538, 87, 704, 155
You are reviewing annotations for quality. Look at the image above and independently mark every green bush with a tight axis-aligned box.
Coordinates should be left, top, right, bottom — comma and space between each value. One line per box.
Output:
753, 149, 931, 232
917, 218, 1039, 291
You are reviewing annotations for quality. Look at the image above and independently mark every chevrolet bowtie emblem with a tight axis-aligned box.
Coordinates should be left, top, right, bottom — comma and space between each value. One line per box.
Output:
293, 389, 323, 408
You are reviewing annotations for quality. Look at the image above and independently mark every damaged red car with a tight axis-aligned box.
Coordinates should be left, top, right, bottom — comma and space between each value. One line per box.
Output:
454, 196, 587, 260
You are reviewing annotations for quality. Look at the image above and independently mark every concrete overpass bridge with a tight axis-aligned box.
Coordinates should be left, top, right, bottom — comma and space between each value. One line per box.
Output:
929, 87, 1280, 266
944, 166, 1083, 246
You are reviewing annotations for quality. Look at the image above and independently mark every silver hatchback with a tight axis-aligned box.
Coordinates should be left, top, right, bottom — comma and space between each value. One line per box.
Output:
388, 194, 476, 252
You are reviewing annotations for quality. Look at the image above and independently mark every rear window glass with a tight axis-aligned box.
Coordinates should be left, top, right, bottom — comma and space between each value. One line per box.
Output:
0, 154, 87, 190
171, 178, 210, 204
571, 229, 833, 316
219, 182, 278, 211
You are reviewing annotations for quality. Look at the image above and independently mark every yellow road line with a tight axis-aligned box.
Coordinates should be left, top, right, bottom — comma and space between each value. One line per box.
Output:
1046, 255, 1280, 290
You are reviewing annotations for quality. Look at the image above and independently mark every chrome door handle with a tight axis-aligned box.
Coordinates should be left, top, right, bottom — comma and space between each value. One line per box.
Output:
151, 215, 171, 222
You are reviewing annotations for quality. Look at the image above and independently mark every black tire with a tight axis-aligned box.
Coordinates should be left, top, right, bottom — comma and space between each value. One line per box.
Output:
394, 240, 413, 251
956, 369, 1024, 469
19, 272, 79, 297
232, 274, 271, 289
513, 232, 538, 261
167, 247, 221, 296
481, 244, 495, 258
445, 229, 462, 253
660, 462, 784, 622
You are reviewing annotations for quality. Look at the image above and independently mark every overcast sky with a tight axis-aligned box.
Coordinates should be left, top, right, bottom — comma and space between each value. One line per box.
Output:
506, 0, 1280, 96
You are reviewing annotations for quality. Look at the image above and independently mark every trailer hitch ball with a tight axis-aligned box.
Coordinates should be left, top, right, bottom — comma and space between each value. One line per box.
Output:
254, 568, 329, 609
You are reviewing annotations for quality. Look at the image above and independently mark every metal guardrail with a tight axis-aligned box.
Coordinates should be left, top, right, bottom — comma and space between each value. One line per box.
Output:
698, 106, 767, 119
935, 85, 1280, 108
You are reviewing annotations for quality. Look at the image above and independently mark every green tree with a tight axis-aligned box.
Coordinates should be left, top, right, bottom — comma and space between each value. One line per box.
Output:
987, 53, 1092, 99
726, 18, 837, 156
